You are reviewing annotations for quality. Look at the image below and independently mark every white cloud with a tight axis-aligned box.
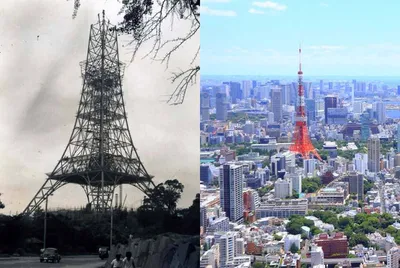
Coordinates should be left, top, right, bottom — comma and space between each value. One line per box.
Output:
320, 2, 329, 7
252, 1, 287, 11
201, 6, 237, 16
248, 8, 265, 14
202, 0, 231, 3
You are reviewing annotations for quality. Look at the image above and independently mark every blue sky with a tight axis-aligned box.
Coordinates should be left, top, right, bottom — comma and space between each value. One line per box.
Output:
201, 0, 400, 76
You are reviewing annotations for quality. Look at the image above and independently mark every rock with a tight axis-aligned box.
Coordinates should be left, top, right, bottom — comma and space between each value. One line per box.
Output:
105, 233, 199, 268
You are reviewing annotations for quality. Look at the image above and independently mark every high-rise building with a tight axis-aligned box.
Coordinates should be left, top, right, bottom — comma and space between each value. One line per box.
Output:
397, 123, 400, 153
219, 232, 236, 268
224, 82, 241, 104
304, 159, 317, 177
344, 171, 364, 201
360, 112, 371, 142
375, 101, 386, 124
274, 178, 292, 198
319, 80, 323, 91
287, 173, 302, 194
324, 96, 338, 124
200, 164, 213, 185
368, 137, 380, 173
281, 84, 292, 105
216, 93, 228, 121
200, 204, 207, 232
354, 153, 368, 174
200, 92, 210, 121
219, 164, 244, 223
397, 85, 400, 96
305, 99, 316, 125
271, 87, 282, 122
387, 246, 400, 268
242, 80, 252, 99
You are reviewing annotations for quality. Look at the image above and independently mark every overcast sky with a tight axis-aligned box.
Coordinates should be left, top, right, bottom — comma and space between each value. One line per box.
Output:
0, 0, 199, 214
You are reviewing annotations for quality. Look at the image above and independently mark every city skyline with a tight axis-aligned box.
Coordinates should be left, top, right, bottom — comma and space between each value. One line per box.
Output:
201, 0, 400, 76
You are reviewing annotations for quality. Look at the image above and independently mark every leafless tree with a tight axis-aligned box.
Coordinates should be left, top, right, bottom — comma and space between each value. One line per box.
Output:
71, 0, 200, 105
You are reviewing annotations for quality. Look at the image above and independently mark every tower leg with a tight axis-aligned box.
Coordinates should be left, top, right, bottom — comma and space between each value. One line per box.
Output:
23, 179, 67, 215
83, 184, 116, 212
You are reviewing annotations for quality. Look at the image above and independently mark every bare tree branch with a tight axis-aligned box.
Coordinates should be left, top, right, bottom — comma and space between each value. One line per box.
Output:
71, 0, 200, 105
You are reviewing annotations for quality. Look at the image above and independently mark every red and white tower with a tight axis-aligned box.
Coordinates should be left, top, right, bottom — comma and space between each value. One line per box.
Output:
289, 46, 321, 160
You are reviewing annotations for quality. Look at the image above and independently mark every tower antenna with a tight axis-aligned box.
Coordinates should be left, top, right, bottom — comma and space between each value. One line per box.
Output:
290, 45, 322, 161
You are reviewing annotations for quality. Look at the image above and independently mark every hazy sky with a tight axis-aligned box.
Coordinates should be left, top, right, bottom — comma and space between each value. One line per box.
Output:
201, 0, 400, 76
0, 0, 199, 214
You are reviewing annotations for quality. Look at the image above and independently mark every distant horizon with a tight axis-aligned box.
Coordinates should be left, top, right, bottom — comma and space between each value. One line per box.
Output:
202, 0, 400, 76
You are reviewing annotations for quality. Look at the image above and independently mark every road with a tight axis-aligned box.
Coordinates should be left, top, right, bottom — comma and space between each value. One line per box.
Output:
0, 256, 106, 268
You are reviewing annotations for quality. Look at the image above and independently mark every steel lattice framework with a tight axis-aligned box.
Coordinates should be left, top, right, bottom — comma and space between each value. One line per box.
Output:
23, 12, 155, 215
289, 47, 322, 161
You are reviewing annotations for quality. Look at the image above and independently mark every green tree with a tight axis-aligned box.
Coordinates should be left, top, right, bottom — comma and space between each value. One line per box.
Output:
252, 262, 265, 268
349, 233, 369, 247
273, 234, 282, 241
289, 243, 299, 254
338, 217, 353, 230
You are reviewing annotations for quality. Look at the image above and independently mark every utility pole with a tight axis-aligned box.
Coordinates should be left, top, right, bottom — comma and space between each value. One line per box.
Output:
110, 196, 114, 250
43, 196, 48, 250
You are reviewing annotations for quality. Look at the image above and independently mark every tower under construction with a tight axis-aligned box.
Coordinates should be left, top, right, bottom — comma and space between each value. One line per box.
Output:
23, 11, 155, 215
289, 47, 321, 161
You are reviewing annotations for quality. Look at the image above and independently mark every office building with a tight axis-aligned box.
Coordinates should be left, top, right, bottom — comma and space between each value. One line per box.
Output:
343, 171, 364, 200
324, 96, 338, 124
354, 153, 368, 174
375, 101, 386, 124
201, 164, 213, 185
314, 233, 348, 258
360, 112, 371, 142
271, 87, 283, 122
397, 123, 400, 153
387, 246, 400, 268
219, 164, 244, 223
305, 99, 316, 125
284, 234, 301, 252
219, 232, 236, 268
256, 199, 308, 218
216, 93, 228, 121
310, 245, 324, 266
304, 159, 317, 177
201, 91, 210, 121
368, 137, 380, 173
274, 178, 292, 199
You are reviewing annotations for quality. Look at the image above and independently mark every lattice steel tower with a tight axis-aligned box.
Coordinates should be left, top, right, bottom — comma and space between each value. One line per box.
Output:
23, 11, 154, 214
289, 46, 321, 161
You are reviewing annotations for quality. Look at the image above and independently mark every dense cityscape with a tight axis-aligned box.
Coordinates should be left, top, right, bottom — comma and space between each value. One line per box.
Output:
199, 73, 400, 267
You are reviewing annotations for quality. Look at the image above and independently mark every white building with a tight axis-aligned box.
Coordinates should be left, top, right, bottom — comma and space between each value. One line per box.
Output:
304, 159, 317, 177
387, 246, 400, 268
287, 173, 302, 194
310, 245, 324, 266
354, 153, 368, 174
236, 238, 245, 256
274, 178, 292, 199
284, 234, 301, 252
208, 216, 230, 233
250, 190, 260, 210
219, 232, 237, 268
200, 244, 219, 268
